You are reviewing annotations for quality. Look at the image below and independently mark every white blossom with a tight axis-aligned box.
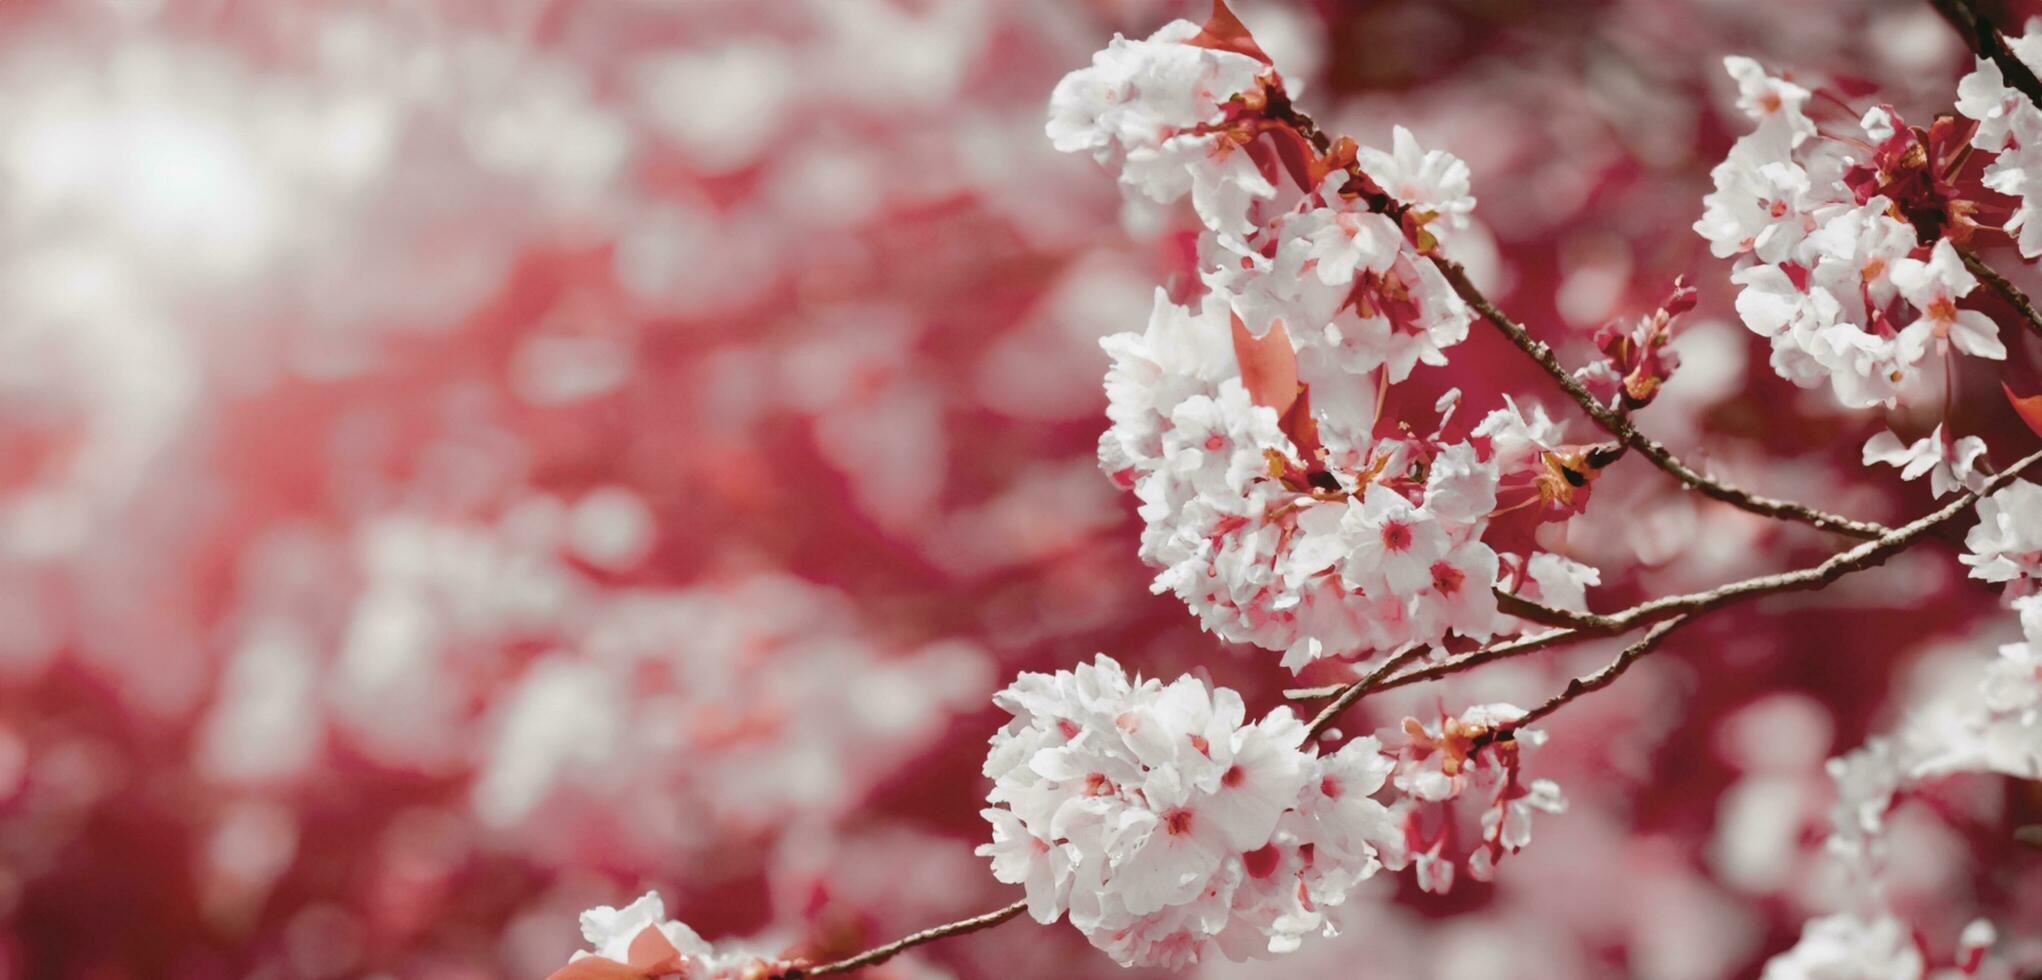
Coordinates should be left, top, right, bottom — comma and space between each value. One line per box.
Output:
1861, 425, 1988, 497
978, 656, 1401, 967
561, 892, 776, 978
1761, 914, 1925, 980
1355, 125, 1476, 240
1723, 55, 1816, 147
1046, 20, 1273, 237
1955, 24, 2042, 258
1889, 241, 2005, 361
1962, 480, 2042, 585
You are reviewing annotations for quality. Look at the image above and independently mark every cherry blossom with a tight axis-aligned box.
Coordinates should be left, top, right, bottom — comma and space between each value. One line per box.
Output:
977, 655, 1400, 967
551, 892, 791, 980
1059, 20, 1599, 677
1722, 56, 1817, 147
1861, 425, 1989, 497
1761, 913, 1924, 980
1355, 126, 1477, 243
1380, 704, 1567, 891
1701, 53, 2025, 410
1046, 20, 1271, 238
1954, 24, 2042, 258
1890, 241, 2006, 360
1961, 480, 2042, 587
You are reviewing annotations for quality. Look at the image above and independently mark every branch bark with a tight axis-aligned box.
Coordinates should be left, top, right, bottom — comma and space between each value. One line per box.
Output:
1929, 0, 2042, 108
1304, 644, 1431, 739
1430, 257, 1891, 540
790, 899, 1030, 977
1471, 617, 1690, 749
1956, 243, 2042, 343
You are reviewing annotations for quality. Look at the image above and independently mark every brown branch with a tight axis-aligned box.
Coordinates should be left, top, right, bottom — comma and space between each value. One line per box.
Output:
1929, 0, 2042, 109
1492, 588, 1610, 630
1470, 617, 1690, 750
1430, 257, 1891, 540
1302, 644, 1432, 739
790, 899, 1030, 977
1293, 447, 2042, 722
1957, 243, 2042, 343
1329, 628, 1581, 700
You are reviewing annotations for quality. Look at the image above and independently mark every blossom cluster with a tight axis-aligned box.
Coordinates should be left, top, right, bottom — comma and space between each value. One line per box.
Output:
1956, 24, 2042, 258
1700, 57, 2011, 410
1061, 15, 1601, 672
1765, 595, 2042, 978
1383, 703, 1568, 893
975, 655, 1570, 968
976, 655, 1400, 968
1764, 914, 1999, 980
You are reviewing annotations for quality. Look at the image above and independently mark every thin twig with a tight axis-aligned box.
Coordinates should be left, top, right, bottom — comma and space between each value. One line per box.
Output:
1294, 447, 2042, 719
1956, 243, 2042, 343
1929, 0, 2042, 108
1308, 628, 1579, 703
791, 899, 1030, 977
1303, 644, 1432, 739
1470, 617, 1690, 749
1430, 257, 1891, 540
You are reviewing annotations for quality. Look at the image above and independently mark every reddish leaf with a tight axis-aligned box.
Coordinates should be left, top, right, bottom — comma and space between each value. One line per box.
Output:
1187, 0, 1271, 64
543, 927, 693, 980
2006, 382, 2042, 437
1262, 123, 1319, 193
627, 925, 684, 970
1278, 383, 1322, 465
547, 957, 658, 980
1231, 312, 1297, 415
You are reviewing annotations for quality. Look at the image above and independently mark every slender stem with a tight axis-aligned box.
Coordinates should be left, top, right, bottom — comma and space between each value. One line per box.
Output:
792, 899, 1030, 977
1471, 617, 1690, 749
1929, 0, 2042, 108
1293, 447, 2042, 716
1303, 644, 1431, 739
1957, 243, 2042, 342
1430, 257, 1891, 540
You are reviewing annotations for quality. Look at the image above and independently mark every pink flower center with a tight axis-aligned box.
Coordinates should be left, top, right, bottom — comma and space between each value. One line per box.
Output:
1221, 764, 1244, 787
1430, 561, 1465, 596
1381, 521, 1413, 552
1320, 776, 1343, 800
1204, 433, 1226, 451
1243, 843, 1281, 878
1165, 809, 1195, 836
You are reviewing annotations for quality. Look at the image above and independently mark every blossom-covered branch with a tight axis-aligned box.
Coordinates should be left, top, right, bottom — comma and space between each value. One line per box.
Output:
1291, 445, 2042, 709
554, 6, 2042, 976
1432, 257, 1891, 539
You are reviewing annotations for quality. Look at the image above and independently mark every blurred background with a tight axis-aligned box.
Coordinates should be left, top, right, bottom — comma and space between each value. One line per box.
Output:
1, 0, 2039, 977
